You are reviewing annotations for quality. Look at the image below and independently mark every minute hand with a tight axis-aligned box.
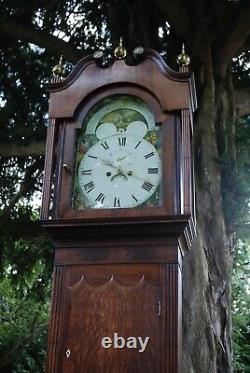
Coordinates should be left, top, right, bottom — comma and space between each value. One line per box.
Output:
122, 169, 149, 183
100, 158, 118, 169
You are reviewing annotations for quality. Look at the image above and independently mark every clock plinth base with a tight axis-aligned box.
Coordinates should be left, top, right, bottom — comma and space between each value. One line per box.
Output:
43, 218, 192, 373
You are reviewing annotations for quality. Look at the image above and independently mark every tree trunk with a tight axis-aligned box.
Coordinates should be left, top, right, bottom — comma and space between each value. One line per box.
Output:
108, 5, 236, 369
182, 46, 234, 373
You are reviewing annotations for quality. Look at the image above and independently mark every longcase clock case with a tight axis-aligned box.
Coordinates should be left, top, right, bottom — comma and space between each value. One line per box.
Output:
41, 49, 197, 373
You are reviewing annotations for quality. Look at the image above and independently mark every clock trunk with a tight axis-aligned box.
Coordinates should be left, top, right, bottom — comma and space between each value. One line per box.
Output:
41, 48, 197, 372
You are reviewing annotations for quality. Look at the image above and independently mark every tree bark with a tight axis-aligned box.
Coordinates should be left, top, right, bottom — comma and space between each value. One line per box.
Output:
182, 49, 234, 372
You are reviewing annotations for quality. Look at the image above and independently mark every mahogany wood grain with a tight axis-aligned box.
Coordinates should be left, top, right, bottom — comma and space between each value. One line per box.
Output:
42, 50, 196, 242
181, 108, 192, 215
46, 263, 182, 373
58, 102, 178, 220
52, 121, 66, 218
46, 266, 69, 373
41, 216, 195, 252
42, 48, 197, 373
48, 50, 196, 119
41, 119, 57, 219
54, 246, 181, 266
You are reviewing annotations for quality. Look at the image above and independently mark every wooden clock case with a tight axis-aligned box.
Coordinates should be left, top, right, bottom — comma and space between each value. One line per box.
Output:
41, 49, 197, 373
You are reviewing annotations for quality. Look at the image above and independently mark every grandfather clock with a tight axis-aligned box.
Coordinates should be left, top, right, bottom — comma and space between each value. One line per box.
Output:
41, 44, 197, 373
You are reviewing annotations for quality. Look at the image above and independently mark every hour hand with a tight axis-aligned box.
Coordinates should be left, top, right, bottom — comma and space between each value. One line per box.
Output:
116, 155, 127, 162
121, 168, 149, 183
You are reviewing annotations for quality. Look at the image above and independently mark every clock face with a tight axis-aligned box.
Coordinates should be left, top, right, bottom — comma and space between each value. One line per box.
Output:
73, 95, 162, 210
78, 134, 162, 209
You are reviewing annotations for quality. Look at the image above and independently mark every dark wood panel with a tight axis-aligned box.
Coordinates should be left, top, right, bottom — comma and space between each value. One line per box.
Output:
46, 266, 69, 373
165, 348, 179, 373
161, 114, 178, 214
54, 246, 181, 266
72, 86, 168, 128
57, 93, 178, 220
41, 216, 195, 252
40, 119, 57, 220
59, 264, 162, 373
48, 50, 196, 118
53, 121, 66, 218
181, 109, 192, 215
43, 48, 197, 373
46, 263, 182, 373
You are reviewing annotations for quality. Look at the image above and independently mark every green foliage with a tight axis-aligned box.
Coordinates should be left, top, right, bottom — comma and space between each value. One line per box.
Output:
0, 205, 53, 372
233, 51, 250, 88
0, 279, 49, 373
0, 0, 160, 363
232, 239, 250, 372
221, 113, 250, 372
0, 237, 52, 372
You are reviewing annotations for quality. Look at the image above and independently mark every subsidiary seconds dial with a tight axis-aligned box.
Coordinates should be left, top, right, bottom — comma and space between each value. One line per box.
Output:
78, 134, 162, 209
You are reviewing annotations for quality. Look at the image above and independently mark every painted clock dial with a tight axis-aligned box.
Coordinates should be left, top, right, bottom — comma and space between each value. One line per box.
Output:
78, 134, 161, 208
73, 95, 162, 209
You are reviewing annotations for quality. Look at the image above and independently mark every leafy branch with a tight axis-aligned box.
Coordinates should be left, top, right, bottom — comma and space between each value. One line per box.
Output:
0, 159, 43, 226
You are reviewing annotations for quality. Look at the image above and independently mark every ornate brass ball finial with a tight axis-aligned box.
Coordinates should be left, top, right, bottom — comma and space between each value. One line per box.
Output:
113, 37, 127, 59
52, 55, 65, 77
177, 43, 191, 67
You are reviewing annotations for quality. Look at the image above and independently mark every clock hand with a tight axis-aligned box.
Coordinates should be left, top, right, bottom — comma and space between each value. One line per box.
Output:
99, 157, 130, 180
111, 171, 128, 181
100, 159, 151, 184
100, 158, 118, 169
116, 155, 128, 162
130, 173, 146, 182
98, 158, 129, 181
121, 168, 149, 183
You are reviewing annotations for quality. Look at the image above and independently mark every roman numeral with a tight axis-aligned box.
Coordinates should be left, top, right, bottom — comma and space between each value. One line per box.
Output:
144, 152, 154, 159
114, 197, 121, 207
84, 181, 94, 193
118, 137, 126, 146
95, 193, 105, 203
131, 195, 138, 202
135, 140, 142, 149
81, 169, 92, 175
141, 181, 154, 191
88, 155, 97, 159
148, 168, 158, 174
101, 141, 109, 150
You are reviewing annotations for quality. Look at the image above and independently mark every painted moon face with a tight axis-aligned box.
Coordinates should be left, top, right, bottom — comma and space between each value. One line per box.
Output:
95, 122, 117, 140
126, 121, 147, 137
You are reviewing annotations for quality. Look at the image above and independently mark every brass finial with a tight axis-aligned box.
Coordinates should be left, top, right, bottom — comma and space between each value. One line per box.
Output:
52, 55, 65, 77
177, 43, 191, 67
113, 37, 127, 59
